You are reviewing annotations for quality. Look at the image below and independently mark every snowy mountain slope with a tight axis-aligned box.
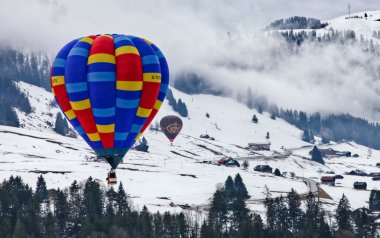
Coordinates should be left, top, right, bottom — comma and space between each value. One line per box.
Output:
3, 82, 380, 213
322, 10, 380, 42
15, 81, 61, 132
269, 10, 380, 43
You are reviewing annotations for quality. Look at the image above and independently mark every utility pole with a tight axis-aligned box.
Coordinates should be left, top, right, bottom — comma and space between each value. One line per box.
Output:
348, 3, 351, 18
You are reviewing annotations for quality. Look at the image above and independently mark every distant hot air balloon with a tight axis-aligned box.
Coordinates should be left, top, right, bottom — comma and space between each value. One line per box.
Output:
160, 115, 183, 143
50, 34, 169, 183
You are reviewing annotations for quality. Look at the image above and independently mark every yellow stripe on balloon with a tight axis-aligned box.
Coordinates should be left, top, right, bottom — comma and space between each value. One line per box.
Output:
88, 54, 116, 64
96, 124, 115, 133
87, 133, 101, 141
101, 34, 113, 39
116, 81, 143, 91
143, 73, 161, 83
115, 46, 140, 56
135, 132, 142, 141
153, 100, 163, 110
51, 76, 65, 86
136, 107, 152, 118
80, 37, 94, 44
143, 39, 153, 45
70, 99, 91, 110
64, 109, 76, 120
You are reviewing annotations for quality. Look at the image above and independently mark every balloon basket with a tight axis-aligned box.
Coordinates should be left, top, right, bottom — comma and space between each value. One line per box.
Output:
106, 170, 117, 185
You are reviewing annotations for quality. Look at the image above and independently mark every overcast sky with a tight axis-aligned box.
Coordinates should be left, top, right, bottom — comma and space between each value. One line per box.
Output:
1, 0, 379, 53
1, 0, 380, 120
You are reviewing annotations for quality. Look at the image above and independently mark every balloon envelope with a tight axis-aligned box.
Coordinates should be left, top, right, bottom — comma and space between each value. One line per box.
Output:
160, 115, 183, 142
50, 34, 169, 169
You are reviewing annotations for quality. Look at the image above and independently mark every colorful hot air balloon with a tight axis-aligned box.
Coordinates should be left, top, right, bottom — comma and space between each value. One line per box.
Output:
50, 34, 169, 181
160, 115, 183, 143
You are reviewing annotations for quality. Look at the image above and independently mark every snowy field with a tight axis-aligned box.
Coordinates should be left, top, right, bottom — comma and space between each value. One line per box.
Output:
0, 82, 377, 215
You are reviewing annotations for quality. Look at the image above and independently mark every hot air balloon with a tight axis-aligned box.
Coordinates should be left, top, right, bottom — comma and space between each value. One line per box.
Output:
160, 115, 183, 144
50, 34, 169, 183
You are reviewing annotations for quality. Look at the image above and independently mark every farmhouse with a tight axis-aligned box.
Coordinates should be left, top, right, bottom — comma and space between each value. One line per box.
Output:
309, 148, 351, 158
321, 176, 335, 186
353, 182, 367, 190
248, 142, 271, 151
254, 165, 273, 173
346, 170, 367, 176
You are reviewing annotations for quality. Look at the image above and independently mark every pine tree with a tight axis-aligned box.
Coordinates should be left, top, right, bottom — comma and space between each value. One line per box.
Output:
335, 194, 352, 232
177, 99, 188, 117
252, 213, 265, 238
178, 212, 188, 238
83, 177, 103, 219
208, 188, 228, 234
12, 219, 28, 238
224, 176, 235, 201
140, 206, 153, 238
43, 210, 59, 238
105, 187, 117, 226
287, 189, 303, 233
302, 129, 311, 143
116, 182, 129, 216
230, 194, 249, 231
54, 113, 69, 136
266, 132, 270, 139
353, 208, 375, 238
274, 168, 282, 176
317, 210, 333, 238
369, 190, 380, 211
54, 189, 68, 236
311, 145, 324, 165
234, 174, 249, 199
275, 196, 290, 235
258, 106, 263, 114
200, 221, 214, 238
303, 192, 320, 236
264, 197, 276, 231
36, 175, 48, 204
252, 114, 258, 123
271, 113, 276, 120
153, 212, 164, 238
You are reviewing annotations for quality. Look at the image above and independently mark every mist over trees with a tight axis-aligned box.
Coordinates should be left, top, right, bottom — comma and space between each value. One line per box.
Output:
0, 46, 51, 89
0, 46, 49, 127
267, 16, 328, 30
0, 76, 33, 127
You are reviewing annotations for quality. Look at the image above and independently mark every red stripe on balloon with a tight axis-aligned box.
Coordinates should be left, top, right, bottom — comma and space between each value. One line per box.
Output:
54, 84, 72, 112
89, 35, 115, 148
116, 54, 142, 82
75, 108, 98, 134
139, 82, 160, 109
68, 35, 99, 137
90, 35, 114, 55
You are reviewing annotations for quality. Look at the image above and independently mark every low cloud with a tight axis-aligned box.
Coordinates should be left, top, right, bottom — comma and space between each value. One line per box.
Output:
1, 0, 380, 120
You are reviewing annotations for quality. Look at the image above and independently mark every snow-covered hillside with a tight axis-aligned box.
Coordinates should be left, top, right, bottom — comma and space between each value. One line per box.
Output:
1, 82, 380, 214
269, 10, 380, 43
323, 10, 380, 42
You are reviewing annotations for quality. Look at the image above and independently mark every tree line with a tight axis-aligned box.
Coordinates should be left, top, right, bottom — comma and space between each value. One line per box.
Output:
166, 88, 189, 117
0, 76, 32, 127
267, 16, 328, 30
1, 174, 380, 237
279, 109, 380, 149
0, 46, 51, 89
